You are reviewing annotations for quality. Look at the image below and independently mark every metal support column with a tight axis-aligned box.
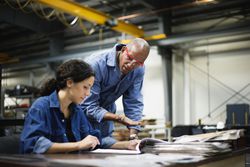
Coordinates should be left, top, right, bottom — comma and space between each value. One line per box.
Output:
0, 64, 2, 118
184, 52, 191, 124
158, 47, 173, 125
157, 9, 172, 129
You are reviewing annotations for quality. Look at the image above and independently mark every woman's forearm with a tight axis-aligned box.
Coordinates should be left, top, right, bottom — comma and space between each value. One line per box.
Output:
46, 142, 80, 153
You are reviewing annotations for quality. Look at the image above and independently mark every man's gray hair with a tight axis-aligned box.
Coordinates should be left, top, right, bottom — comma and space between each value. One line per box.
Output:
127, 38, 150, 56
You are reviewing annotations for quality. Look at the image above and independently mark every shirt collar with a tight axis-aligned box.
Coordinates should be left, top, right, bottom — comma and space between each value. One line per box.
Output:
49, 90, 60, 108
49, 90, 78, 112
107, 44, 125, 67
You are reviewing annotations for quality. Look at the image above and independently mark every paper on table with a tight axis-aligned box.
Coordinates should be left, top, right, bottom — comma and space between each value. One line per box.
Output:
210, 129, 244, 141
85, 137, 231, 156
90, 148, 140, 154
87, 138, 169, 155
174, 129, 244, 143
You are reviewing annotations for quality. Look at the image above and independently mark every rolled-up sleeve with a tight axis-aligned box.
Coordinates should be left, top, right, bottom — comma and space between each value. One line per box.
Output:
79, 110, 102, 145
83, 85, 107, 123
20, 107, 51, 154
123, 76, 144, 131
33, 136, 53, 153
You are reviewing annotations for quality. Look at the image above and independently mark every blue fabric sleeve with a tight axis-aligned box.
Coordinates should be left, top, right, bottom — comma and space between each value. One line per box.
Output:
20, 107, 51, 153
101, 136, 117, 149
81, 64, 108, 123
123, 76, 144, 131
80, 111, 102, 143
33, 136, 53, 153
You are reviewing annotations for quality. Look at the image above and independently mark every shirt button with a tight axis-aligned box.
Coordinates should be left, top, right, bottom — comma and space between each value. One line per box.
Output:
64, 133, 66, 136
62, 119, 64, 122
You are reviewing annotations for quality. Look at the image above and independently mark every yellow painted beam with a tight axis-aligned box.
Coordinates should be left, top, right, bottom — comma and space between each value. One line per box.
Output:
144, 33, 167, 41
37, 0, 144, 37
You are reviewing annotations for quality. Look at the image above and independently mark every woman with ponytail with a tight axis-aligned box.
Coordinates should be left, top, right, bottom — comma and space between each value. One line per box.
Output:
20, 59, 101, 153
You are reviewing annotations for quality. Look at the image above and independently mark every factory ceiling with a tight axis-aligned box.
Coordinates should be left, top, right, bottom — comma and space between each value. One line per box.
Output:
0, 0, 250, 69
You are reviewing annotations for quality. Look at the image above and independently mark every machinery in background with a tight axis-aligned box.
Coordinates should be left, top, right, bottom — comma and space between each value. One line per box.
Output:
0, 84, 40, 136
226, 104, 250, 127
3, 84, 40, 118
171, 103, 250, 148
226, 104, 250, 147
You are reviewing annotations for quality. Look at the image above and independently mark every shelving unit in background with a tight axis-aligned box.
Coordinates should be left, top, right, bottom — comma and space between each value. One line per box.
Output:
4, 94, 35, 119
2, 93, 35, 136
1, 85, 39, 136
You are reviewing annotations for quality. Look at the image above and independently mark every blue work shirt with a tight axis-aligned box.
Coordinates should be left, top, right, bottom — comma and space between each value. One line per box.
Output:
81, 44, 144, 148
20, 90, 101, 153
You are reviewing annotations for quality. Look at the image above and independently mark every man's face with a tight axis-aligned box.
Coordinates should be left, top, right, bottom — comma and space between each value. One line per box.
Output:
119, 47, 145, 75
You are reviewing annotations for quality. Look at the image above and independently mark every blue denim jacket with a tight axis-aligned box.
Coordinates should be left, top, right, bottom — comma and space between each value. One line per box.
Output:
81, 44, 144, 148
20, 90, 101, 153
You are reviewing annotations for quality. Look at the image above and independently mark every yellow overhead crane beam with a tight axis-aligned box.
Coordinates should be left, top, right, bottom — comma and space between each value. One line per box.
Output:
37, 0, 144, 37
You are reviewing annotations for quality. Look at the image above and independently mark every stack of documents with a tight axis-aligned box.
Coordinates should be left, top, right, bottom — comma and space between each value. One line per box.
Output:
90, 137, 231, 157
86, 130, 244, 157
140, 129, 244, 156
174, 129, 244, 143
141, 141, 231, 157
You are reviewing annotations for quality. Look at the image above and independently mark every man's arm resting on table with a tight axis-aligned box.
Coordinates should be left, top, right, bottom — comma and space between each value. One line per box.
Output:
103, 112, 140, 140
103, 112, 141, 126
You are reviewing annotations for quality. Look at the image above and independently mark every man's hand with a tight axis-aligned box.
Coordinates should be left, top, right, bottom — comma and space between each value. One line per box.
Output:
117, 114, 141, 126
103, 112, 141, 126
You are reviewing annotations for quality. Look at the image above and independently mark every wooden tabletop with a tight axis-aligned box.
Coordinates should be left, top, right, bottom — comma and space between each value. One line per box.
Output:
0, 147, 248, 167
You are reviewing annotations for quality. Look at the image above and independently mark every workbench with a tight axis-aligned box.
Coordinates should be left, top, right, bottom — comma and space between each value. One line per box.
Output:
0, 148, 248, 167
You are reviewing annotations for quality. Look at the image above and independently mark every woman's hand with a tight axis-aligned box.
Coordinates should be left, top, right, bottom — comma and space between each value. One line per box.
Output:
77, 135, 100, 150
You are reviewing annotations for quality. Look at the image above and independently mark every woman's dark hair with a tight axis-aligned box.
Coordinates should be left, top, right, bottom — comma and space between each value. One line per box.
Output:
40, 59, 95, 96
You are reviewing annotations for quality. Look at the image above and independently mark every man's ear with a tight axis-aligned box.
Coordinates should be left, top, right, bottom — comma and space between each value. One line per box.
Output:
66, 79, 73, 88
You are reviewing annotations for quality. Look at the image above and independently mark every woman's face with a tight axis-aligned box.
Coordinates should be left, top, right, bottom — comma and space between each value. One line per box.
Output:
67, 76, 95, 104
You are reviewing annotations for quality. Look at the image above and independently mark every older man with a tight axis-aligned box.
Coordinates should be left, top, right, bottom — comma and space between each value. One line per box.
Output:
81, 38, 150, 149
